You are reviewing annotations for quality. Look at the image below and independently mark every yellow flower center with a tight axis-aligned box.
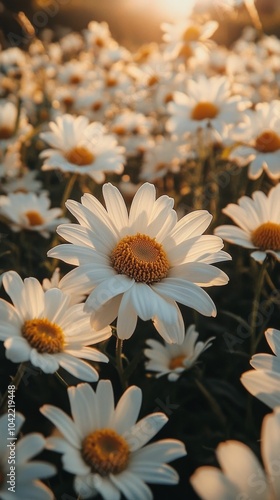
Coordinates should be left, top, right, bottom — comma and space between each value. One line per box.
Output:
92, 101, 102, 111
178, 44, 193, 59
0, 126, 13, 139
25, 210, 44, 226
164, 92, 174, 104
21, 318, 65, 354
148, 75, 159, 87
65, 146, 94, 166
112, 125, 127, 136
82, 429, 130, 476
106, 77, 117, 87
251, 222, 280, 251
169, 355, 185, 370
69, 75, 82, 85
255, 130, 280, 153
183, 26, 201, 42
191, 102, 219, 121
111, 233, 170, 284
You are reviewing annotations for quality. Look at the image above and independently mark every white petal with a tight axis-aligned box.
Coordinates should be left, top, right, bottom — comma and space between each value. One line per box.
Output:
112, 386, 142, 435
110, 470, 153, 500
124, 413, 168, 451
84, 275, 133, 313
90, 296, 122, 331
190, 466, 239, 500
57, 353, 99, 382
152, 278, 216, 317
40, 405, 81, 448
96, 380, 115, 429
4, 336, 31, 362
30, 350, 60, 373
265, 328, 280, 357
102, 183, 129, 234
241, 370, 280, 409
131, 439, 187, 464
67, 383, 99, 438
128, 183, 156, 233
261, 407, 280, 497
16, 433, 45, 463
116, 292, 138, 340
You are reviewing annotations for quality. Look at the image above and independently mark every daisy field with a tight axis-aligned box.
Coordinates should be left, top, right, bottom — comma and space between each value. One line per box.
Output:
1, 1, 280, 499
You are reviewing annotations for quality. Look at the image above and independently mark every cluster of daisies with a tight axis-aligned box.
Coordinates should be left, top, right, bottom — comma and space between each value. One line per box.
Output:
1, 3, 280, 499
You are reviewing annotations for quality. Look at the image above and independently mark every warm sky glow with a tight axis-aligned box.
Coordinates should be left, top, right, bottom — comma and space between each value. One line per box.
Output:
128, 0, 198, 20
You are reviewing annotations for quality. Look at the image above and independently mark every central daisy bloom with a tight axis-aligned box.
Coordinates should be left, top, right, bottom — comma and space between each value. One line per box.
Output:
65, 146, 95, 166
255, 130, 280, 153
215, 184, 280, 262
41, 381, 187, 500
22, 318, 64, 354
191, 102, 219, 121
251, 222, 280, 251
111, 233, 170, 283
82, 428, 130, 476
49, 182, 230, 344
24, 210, 45, 226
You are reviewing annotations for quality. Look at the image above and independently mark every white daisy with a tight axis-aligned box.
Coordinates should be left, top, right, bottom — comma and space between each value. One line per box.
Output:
214, 183, 280, 262
40, 114, 125, 183
41, 380, 187, 500
191, 406, 280, 499
48, 182, 230, 344
0, 192, 69, 238
140, 136, 187, 182
167, 76, 247, 136
241, 328, 280, 409
0, 412, 55, 500
145, 324, 215, 381
161, 19, 218, 60
229, 101, 280, 179
42, 267, 86, 305
0, 271, 111, 380
0, 100, 32, 150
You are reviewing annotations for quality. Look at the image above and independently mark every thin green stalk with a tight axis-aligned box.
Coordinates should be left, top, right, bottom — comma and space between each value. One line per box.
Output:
0, 363, 26, 413
250, 258, 268, 356
55, 371, 69, 387
116, 337, 128, 391
195, 378, 227, 427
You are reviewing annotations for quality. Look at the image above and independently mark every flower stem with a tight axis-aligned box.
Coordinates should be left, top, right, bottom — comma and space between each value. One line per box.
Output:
116, 337, 128, 391
0, 363, 26, 413
55, 371, 69, 387
195, 378, 227, 427
60, 173, 78, 217
250, 258, 268, 355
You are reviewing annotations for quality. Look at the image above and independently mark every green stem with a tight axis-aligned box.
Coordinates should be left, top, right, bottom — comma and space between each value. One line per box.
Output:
0, 363, 26, 413
55, 371, 69, 387
116, 337, 128, 391
195, 378, 227, 427
60, 173, 78, 217
250, 258, 268, 355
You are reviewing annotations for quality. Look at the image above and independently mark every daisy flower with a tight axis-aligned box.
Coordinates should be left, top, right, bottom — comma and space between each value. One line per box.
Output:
241, 328, 280, 409
161, 19, 218, 60
0, 192, 69, 238
42, 267, 86, 305
40, 114, 125, 183
190, 406, 280, 500
140, 136, 189, 182
0, 412, 55, 500
230, 101, 280, 180
167, 76, 248, 136
48, 182, 230, 344
214, 183, 280, 262
145, 324, 215, 381
0, 100, 32, 150
41, 381, 187, 500
0, 271, 111, 380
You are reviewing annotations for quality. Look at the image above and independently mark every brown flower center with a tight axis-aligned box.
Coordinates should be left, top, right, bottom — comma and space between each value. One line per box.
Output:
183, 26, 201, 42
21, 318, 65, 354
191, 102, 219, 121
169, 355, 185, 370
148, 75, 159, 87
255, 130, 280, 153
251, 222, 280, 251
111, 233, 170, 284
65, 146, 94, 166
69, 75, 82, 85
25, 210, 44, 226
106, 77, 117, 87
178, 44, 193, 59
82, 429, 130, 476
0, 126, 14, 139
